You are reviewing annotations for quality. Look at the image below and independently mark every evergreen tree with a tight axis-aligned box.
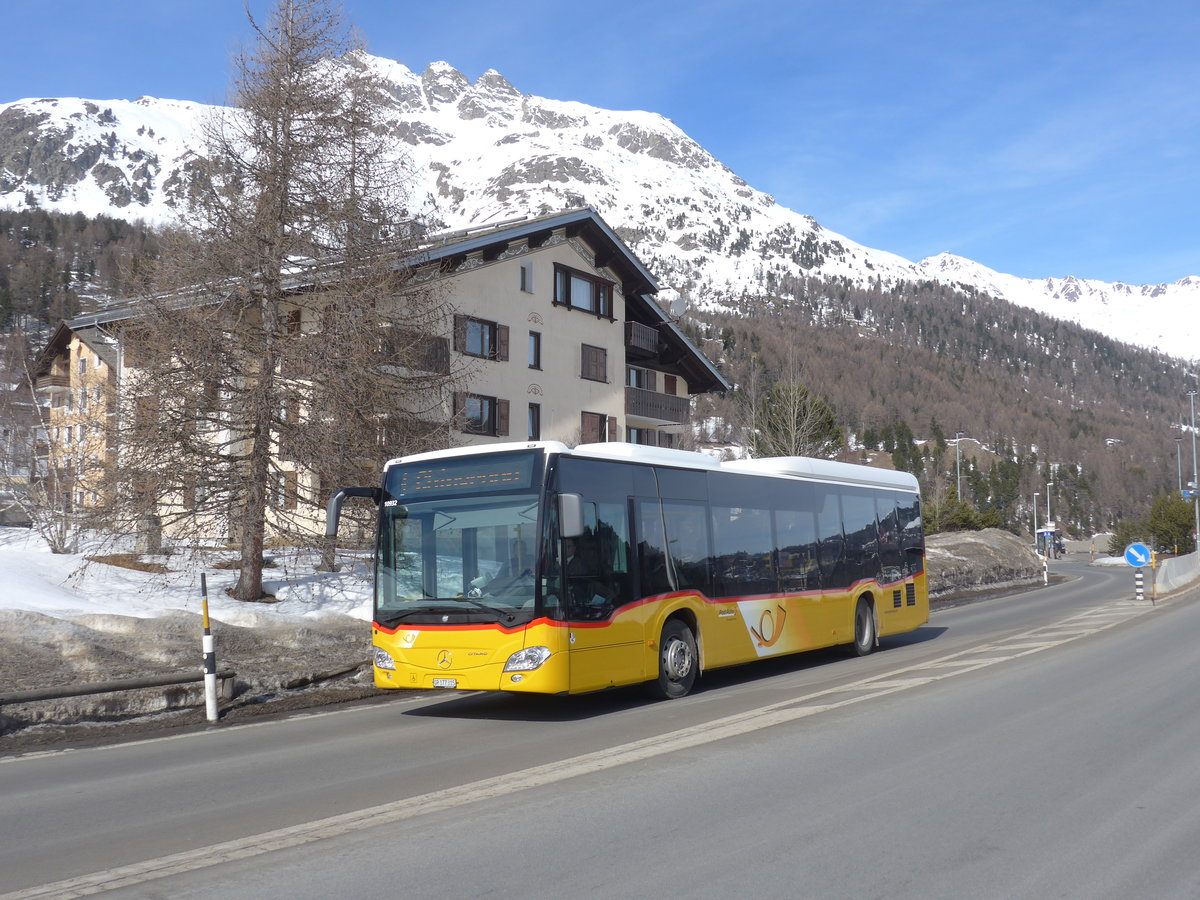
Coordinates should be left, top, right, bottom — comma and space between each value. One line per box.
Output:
1147, 492, 1196, 554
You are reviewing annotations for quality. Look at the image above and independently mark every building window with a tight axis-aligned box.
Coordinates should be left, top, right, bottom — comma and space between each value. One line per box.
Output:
581, 411, 611, 443
280, 397, 300, 425
275, 470, 299, 510
554, 264, 613, 318
628, 427, 656, 446
528, 403, 541, 440
454, 315, 509, 361
519, 261, 534, 293
664, 374, 678, 396
456, 392, 510, 437
528, 331, 542, 369
466, 320, 496, 358
78, 356, 87, 375
284, 309, 302, 335
627, 366, 658, 390
581, 344, 608, 382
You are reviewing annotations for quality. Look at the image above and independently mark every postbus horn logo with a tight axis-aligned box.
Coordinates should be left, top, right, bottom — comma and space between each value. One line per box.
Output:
750, 606, 787, 648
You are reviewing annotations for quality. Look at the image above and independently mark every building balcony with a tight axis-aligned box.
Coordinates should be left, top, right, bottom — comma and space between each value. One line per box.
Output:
624, 321, 659, 359
35, 373, 70, 391
625, 385, 690, 425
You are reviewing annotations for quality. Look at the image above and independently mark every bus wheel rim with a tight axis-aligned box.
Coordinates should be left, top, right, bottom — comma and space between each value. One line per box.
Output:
664, 637, 693, 681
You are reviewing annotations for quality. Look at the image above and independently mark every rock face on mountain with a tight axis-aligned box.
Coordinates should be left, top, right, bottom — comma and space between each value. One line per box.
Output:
2, 53, 1196, 359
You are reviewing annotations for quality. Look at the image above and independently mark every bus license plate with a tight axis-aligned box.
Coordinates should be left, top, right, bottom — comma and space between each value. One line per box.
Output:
432, 678, 457, 689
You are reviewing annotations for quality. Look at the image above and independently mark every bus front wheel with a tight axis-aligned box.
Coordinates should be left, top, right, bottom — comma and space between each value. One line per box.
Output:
851, 597, 876, 656
651, 619, 697, 699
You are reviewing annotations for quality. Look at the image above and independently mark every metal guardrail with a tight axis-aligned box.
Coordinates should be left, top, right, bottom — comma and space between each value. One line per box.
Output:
0, 669, 236, 707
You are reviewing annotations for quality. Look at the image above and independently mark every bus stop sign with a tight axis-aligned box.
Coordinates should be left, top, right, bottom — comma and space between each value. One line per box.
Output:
1124, 542, 1151, 567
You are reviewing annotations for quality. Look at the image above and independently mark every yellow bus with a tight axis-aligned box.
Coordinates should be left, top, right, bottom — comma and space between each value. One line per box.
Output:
326, 441, 927, 699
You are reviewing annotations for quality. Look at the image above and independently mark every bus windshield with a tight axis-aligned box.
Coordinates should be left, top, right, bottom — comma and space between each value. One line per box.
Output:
375, 450, 544, 626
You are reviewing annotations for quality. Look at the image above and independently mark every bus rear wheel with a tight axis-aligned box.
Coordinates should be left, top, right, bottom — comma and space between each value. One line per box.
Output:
851, 597, 876, 656
651, 619, 697, 699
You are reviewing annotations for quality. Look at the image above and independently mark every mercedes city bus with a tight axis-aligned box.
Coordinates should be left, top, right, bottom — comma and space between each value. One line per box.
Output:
325, 441, 927, 699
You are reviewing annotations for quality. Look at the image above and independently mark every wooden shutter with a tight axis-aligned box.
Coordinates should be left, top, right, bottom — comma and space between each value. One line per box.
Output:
582, 412, 600, 443
607, 416, 619, 442
453, 315, 467, 353
496, 324, 509, 361
646, 369, 657, 392
497, 399, 509, 436
581, 344, 607, 382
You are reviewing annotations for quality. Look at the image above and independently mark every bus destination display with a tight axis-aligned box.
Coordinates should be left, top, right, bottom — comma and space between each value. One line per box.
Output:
387, 451, 539, 500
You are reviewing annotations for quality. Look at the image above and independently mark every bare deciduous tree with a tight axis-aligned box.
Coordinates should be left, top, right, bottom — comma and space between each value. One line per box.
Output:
741, 350, 843, 460
110, 0, 459, 599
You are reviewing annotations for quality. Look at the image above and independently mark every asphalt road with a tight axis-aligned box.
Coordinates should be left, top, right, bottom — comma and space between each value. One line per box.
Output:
2, 556, 1197, 899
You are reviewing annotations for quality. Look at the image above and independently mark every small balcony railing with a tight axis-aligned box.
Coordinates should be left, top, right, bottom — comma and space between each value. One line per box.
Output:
35, 373, 70, 391
624, 321, 659, 358
625, 386, 690, 425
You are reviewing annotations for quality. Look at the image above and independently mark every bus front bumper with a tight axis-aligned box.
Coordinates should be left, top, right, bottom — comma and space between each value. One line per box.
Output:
373, 651, 568, 694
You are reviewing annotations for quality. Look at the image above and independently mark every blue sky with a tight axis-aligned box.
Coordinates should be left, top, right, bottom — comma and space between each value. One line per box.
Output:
4, 0, 1199, 285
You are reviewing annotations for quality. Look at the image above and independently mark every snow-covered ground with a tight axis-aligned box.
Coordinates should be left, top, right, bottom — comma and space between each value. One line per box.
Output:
0, 526, 372, 624
1, 528, 377, 737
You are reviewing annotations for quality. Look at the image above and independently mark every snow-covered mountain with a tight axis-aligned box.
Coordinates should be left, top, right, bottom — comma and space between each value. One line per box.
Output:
2, 54, 1196, 362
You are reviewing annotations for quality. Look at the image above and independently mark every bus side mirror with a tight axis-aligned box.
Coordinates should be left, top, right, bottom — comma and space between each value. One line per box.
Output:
325, 486, 382, 538
559, 492, 585, 539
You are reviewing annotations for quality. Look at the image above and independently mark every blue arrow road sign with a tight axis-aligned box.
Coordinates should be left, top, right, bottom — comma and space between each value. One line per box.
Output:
1124, 542, 1151, 567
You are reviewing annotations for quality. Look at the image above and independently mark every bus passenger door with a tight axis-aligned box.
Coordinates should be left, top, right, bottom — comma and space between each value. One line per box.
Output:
564, 498, 645, 692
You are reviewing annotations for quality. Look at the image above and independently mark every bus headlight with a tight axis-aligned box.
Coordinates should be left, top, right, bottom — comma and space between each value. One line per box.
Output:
373, 647, 397, 671
504, 646, 551, 672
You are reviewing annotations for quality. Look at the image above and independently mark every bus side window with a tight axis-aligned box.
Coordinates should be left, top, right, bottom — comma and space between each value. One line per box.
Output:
662, 499, 712, 595
635, 499, 673, 596
814, 487, 845, 587
842, 489, 879, 584
877, 494, 903, 582
710, 503, 775, 598
774, 507, 819, 592
896, 493, 924, 575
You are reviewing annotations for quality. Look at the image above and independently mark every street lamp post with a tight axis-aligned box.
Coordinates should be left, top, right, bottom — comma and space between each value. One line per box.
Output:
955, 431, 963, 501
1046, 482, 1055, 560
1178, 436, 1186, 493
1190, 391, 1199, 552
1034, 491, 1046, 584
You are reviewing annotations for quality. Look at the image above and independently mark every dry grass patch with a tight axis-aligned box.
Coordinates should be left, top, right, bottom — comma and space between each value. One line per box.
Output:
85, 554, 171, 574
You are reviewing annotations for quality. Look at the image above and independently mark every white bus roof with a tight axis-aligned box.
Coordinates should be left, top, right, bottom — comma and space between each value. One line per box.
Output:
721, 456, 919, 492
384, 441, 918, 493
